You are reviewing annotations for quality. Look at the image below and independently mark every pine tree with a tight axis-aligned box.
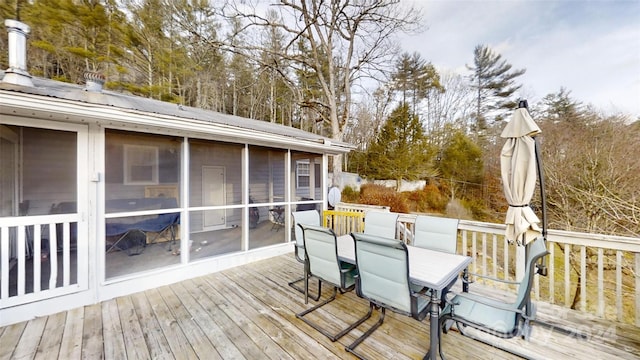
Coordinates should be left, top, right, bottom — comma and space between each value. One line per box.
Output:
364, 103, 432, 189
391, 52, 443, 115
468, 44, 525, 131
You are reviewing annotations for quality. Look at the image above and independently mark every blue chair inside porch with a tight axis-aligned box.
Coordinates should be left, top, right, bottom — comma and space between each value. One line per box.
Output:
413, 215, 460, 301
440, 236, 548, 348
363, 211, 398, 239
346, 232, 430, 359
296, 224, 371, 342
289, 210, 321, 301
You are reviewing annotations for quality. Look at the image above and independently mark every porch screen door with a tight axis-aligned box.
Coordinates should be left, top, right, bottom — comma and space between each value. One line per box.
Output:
0, 120, 89, 308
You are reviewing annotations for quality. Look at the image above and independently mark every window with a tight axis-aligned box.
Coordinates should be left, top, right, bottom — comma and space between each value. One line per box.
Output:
296, 160, 310, 188
124, 144, 158, 184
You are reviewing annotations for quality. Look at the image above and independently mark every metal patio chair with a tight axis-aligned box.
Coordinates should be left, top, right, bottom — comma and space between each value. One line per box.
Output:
346, 232, 430, 359
289, 209, 321, 301
363, 211, 398, 239
295, 224, 370, 342
413, 215, 461, 301
439, 236, 549, 349
413, 215, 459, 254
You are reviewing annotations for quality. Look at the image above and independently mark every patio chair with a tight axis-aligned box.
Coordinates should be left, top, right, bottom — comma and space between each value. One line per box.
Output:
413, 215, 459, 254
440, 236, 548, 347
413, 215, 460, 301
363, 211, 398, 239
296, 224, 371, 342
346, 232, 430, 359
288, 210, 321, 301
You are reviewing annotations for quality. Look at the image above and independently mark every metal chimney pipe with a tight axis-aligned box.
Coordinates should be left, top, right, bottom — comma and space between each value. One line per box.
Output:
3, 19, 33, 87
84, 71, 105, 92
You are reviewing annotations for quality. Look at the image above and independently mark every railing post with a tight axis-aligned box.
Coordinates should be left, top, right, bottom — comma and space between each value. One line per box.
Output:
516, 245, 525, 282
636, 252, 640, 326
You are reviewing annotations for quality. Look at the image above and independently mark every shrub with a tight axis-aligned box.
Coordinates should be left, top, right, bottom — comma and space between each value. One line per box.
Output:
457, 197, 491, 221
340, 185, 360, 203
359, 184, 409, 213
404, 183, 448, 213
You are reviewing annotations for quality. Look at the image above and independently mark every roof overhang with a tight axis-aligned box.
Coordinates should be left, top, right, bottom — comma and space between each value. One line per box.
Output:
0, 82, 354, 155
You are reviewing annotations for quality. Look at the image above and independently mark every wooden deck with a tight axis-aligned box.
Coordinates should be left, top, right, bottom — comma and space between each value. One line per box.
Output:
1, 254, 639, 360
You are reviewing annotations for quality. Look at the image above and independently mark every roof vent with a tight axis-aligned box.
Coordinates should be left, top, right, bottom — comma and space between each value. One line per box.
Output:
84, 71, 105, 92
3, 19, 33, 87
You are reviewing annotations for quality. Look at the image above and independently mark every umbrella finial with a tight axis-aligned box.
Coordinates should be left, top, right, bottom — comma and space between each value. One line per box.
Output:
518, 99, 528, 109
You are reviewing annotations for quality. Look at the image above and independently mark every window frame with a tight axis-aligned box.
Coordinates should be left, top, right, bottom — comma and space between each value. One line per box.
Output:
123, 144, 159, 185
296, 160, 310, 189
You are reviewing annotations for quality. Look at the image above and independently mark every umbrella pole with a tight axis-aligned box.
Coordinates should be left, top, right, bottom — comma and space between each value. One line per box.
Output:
534, 136, 548, 276
518, 99, 548, 277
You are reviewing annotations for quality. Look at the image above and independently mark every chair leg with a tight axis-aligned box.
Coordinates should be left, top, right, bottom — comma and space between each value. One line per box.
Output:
345, 304, 384, 359
297, 287, 372, 342
289, 271, 321, 302
303, 269, 322, 304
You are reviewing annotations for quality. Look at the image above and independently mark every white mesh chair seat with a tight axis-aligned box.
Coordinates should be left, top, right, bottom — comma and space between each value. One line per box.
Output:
441, 237, 548, 341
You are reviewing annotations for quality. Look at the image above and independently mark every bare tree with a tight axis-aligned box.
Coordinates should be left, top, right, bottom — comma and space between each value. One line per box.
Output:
422, 71, 475, 147
225, 0, 423, 179
541, 98, 639, 309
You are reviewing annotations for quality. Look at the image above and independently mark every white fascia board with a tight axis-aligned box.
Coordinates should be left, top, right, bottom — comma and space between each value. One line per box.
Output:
0, 91, 354, 154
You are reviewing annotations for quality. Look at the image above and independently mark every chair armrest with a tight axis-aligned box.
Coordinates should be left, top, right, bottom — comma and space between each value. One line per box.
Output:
465, 272, 521, 285
339, 262, 356, 273
410, 288, 432, 301
448, 291, 525, 314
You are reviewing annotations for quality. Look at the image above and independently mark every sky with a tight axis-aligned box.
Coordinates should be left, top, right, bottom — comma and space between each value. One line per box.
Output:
400, 0, 640, 118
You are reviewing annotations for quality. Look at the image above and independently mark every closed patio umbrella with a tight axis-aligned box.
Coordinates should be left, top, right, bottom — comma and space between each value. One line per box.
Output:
500, 101, 542, 246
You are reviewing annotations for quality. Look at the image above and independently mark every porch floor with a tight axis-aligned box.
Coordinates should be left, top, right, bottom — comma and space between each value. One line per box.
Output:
1, 254, 639, 360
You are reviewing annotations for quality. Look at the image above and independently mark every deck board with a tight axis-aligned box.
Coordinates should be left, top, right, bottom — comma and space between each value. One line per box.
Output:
33, 312, 65, 360
117, 296, 151, 359
1, 253, 639, 360
130, 291, 174, 360
144, 288, 199, 360
155, 285, 220, 359
57, 307, 83, 359
81, 303, 104, 359
101, 299, 127, 360
11, 316, 45, 360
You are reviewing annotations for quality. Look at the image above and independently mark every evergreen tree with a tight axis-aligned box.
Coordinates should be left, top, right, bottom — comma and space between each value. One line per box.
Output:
437, 127, 483, 198
364, 103, 432, 189
538, 87, 586, 124
391, 52, 443, 115
468, 44, 525, 131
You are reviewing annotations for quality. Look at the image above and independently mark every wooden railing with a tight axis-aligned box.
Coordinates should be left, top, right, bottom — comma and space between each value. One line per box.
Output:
322, 210, 364, 236
0, 214, 81, 308
329, 203, 640, 326
323, 202, 389, 236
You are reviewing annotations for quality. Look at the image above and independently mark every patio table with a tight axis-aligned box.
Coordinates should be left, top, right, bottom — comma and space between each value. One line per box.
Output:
337, 234, 472, 360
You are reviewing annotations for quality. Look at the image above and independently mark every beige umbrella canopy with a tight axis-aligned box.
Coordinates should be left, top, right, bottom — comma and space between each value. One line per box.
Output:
500, 106, 542, 245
